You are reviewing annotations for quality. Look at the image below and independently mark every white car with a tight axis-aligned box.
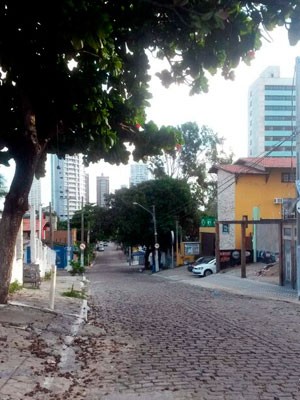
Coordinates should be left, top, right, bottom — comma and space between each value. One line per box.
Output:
192, 258, 216, 277
96, 244, 105, 252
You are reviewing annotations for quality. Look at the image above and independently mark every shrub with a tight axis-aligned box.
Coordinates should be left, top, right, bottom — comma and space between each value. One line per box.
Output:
9, 280, 23, 294
68, 260, 85, 276
62, 284, 86, 299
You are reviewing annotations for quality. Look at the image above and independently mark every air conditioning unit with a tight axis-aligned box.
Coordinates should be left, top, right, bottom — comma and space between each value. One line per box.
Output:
274, 198, 283, 205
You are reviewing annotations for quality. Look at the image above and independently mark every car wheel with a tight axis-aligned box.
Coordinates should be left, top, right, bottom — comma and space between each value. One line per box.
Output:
204, 269, 213, 277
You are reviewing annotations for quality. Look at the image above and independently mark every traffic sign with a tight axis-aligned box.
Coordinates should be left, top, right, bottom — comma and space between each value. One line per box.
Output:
80, 243, 86, 250
154, 243, 160, 249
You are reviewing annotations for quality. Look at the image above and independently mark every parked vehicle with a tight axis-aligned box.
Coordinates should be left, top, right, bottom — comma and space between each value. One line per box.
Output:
192, 258, 216, 277
187, 256, 215, 272
96, 244, 105, 252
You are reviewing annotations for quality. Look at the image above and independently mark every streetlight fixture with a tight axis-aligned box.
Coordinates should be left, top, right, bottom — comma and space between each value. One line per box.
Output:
133, 202, 159, 272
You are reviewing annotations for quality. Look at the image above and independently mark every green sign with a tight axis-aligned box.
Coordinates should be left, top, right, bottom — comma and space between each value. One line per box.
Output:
200, 216, 216, 227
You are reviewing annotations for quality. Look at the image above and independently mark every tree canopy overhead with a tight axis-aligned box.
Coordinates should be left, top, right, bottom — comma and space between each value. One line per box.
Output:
0, 0, 299, 302
1, 1, 299, 173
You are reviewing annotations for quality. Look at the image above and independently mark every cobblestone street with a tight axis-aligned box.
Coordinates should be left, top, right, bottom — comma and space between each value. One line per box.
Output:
3, 245, 300, 400
72, 247, 300, 400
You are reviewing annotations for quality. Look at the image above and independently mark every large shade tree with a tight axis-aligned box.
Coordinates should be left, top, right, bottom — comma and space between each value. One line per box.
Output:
105, 177, 199, 250
71, 203, 116, 243
149, 122, 233, 212
0, 1, 299, 302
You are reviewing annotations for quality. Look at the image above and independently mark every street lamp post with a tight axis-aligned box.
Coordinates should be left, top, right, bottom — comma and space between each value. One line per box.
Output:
67, 190, 71, 268
133, 202, 159, 272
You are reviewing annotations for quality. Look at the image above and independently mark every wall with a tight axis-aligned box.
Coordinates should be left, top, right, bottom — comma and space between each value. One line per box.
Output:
256, 223, 280, 257
218, 170, 235, 249
45, 229, 77, 245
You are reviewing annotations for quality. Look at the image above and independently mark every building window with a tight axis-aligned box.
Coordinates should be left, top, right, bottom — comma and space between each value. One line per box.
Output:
265, 135, 294, 141
265, 105, 295, 111
265, 116, 295, 121
281, 172, 296, 182
265, 146, 295, 152
265, 126, 293, 131
265, 85, 294, 91
265, 95, 295, 101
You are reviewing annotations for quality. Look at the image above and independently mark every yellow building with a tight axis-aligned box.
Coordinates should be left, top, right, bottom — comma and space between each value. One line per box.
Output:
210, 157, 296, 250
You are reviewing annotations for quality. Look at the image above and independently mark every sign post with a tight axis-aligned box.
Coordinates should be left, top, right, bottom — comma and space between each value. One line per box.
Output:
80, 242, 86, 268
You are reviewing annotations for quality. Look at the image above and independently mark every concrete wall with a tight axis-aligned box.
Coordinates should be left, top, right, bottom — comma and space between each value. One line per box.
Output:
256, 224, 280, 254
218, 170, 235, 249
45, 229, 77, 245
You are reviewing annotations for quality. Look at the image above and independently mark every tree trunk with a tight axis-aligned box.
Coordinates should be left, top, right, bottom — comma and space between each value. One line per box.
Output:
0, 156, 36, 303
0, 99, 43, 304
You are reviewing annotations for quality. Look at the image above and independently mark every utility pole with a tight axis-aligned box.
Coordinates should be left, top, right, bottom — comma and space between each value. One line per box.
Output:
49, 202, 53, 249
175, 219, 179, 266
87, 220, 90, 266
38, 204, 42, 241
152, 205, 159, 272
67, 190, 71, 268
30, 204, 36, 263
81, 197, 84, 268
133, 202, 159, 272
295, 56, 300, 300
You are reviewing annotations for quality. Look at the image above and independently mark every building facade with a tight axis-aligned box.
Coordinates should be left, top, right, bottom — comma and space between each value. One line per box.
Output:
51, 154, 87, 220
28, 177, 41, 211
248, 66, 295, 157
85, 173, 90, 204
96, 174, 109, 207
129, 163, 150, 186
210, 157, 296, 251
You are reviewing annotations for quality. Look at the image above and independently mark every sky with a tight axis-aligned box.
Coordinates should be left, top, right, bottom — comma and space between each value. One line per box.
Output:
86, 26, 300, 202
2, 25, 300, 205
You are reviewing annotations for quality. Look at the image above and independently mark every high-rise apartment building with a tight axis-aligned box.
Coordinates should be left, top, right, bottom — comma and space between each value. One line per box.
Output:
85, 173, 90, 204
51, 154, 87, 220
248, 66, 295, 157
29, 177, 41, 210
129, 163, 150, 186
96, 174, 109, 207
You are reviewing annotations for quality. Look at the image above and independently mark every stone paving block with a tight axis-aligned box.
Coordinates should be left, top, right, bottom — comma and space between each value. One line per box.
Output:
1, 253, 300, 399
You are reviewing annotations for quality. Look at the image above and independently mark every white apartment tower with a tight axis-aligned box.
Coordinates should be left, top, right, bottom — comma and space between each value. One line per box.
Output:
51, 154, 87, 220
248, 66, 295, 157
85, 173, 90, 204
96, 174, 109, 207
130, 163, 150, 186
28, 177, 41, 210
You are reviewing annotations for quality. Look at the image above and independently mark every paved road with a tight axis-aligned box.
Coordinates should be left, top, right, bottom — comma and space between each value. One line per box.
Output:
154, 266, 298, 304
64, 245, 300, 400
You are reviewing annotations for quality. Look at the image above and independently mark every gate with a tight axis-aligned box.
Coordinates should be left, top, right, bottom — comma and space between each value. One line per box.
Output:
216, 218, 297, 288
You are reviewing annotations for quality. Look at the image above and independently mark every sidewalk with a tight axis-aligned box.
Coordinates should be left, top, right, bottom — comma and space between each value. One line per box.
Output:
0, 269, 87, 400
151, 262, 300, 304
7, 269, 87, 315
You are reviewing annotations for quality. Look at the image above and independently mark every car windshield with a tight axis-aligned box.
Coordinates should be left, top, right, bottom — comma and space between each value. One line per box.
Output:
194, 257, 214, 264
